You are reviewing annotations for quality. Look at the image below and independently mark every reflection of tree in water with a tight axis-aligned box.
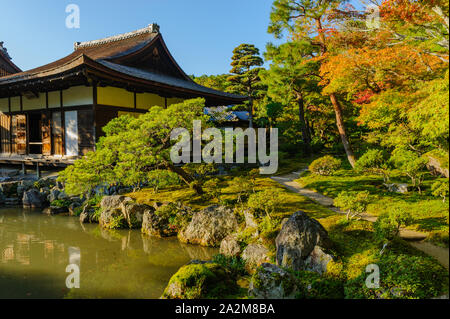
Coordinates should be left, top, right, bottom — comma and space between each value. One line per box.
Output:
1, 209, 220, 299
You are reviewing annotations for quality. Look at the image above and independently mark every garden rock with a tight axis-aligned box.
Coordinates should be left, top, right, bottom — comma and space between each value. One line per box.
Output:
248, 263, 298, 299
242, 243, 271, 273
22, 189, 45, 208
219, 234, 242, 257
161, 262, 238, 299
178, 206, 238, 247
275, 211, 333, 273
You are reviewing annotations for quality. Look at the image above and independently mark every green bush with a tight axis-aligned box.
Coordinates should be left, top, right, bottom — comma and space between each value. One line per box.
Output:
374, 208, 414, 242
50, 199, 72, 208
390, 149, 428, 193
355, 149, 391, 182
334, 191, 371, 220
344, 252, 449, 299
247, 189, 282, 219
228, 176, 253, 203
431, 180, 449, 203
309, 156, 342, 176
212, 254, 247, 277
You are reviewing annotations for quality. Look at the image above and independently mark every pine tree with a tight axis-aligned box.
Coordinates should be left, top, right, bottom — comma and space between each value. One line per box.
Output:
227, 44, 265, 128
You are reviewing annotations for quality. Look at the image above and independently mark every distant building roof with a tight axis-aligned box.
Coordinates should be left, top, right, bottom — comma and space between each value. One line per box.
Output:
204, 106, 249, 123
0, 42, 21, 77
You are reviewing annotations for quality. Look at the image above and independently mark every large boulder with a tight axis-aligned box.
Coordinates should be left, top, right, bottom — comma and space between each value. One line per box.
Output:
161, 261, 238, 299
79, 206, 96, 224
142, 203, 191, 238
142, 208, 174, 238
47, 188, 60, 203
22, 189, 46, 208
219, 234, 242, 257
99, 195, 149, 229
178, 206, 238, 247
0, 181, 19, 198
242, 243, 271, 273
275, 211, 333, 274
248, 263, 298, 299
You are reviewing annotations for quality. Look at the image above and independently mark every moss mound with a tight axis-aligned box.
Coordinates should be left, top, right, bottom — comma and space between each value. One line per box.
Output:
161, 262, 239, 299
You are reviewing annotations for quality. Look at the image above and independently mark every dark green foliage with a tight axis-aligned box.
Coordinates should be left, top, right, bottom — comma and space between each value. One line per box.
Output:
50, 199, 72, 208
212, 254, 247, 277
374, 209, 414, 242
294, 271, 344, 299
344, 249, 449, 299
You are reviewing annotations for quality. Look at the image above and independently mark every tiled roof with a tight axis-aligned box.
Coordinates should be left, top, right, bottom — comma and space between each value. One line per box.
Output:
97, 60, 245, 100
0, 24, 246, 102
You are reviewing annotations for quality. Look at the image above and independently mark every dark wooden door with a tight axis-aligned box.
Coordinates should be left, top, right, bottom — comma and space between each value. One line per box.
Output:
77, 109, 94, 155
42, 112, 51, 155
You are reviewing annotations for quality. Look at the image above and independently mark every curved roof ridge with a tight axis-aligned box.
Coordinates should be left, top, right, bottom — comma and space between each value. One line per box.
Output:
74, 23, 160, 50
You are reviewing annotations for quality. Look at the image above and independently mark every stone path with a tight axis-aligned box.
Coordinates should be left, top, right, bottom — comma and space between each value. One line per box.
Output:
271, 171, 449, 270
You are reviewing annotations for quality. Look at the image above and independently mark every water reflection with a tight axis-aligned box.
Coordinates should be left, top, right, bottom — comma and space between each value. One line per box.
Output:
0, 207, 217, 299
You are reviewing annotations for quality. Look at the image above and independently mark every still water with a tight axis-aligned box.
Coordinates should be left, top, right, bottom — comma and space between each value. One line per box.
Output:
0, 207, 217, 299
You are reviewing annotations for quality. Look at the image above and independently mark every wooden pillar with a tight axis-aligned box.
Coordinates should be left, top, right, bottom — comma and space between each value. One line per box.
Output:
93, 84, 97, 149
60, 90, 65, 155
21, 163, 27, 175
8, 97, 12, 153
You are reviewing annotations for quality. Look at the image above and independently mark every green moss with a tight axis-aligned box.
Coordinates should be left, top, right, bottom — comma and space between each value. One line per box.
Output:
162, 263, 240, 299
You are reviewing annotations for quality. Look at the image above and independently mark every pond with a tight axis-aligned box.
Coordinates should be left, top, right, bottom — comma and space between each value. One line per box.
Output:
0, 207, 217, 299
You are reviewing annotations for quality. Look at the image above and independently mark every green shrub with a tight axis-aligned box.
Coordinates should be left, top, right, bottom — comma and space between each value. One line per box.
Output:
344, 252, 448, 299
212, 254, 247, 277
309, 156, 342, 176
355, 149, 391, 182
50, 199, 72, 208
228, 176, 253, 203
390, 149, 428, 193
374, 208, 414, 242
334, 191, 371, 220
247, 189, 282, 219
431, 180, 449, 203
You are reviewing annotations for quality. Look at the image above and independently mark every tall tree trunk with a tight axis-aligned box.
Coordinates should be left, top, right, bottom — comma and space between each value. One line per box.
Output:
329, 93, 356, 167
167, 164, 204, 195
296, 93, 311, 153
248, 97, 254, 128
315, 17, 356, 167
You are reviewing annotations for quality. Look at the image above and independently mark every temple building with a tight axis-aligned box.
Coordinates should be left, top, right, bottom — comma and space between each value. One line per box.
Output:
0, 42, 21, 77
0, 24, 246, 166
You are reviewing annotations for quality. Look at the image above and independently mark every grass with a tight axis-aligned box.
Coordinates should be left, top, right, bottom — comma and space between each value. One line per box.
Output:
127, 168, 448, 298
128, 176, 334, 220
296, 169, 449, 247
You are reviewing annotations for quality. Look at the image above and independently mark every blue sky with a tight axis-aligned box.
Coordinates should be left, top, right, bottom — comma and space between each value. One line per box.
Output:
1, 0, 283, 76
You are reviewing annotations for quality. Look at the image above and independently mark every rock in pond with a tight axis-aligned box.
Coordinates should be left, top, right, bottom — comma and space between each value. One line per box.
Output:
161, 261, 238, 299
178, 206, 238, 247
22, 189, 46, 208
275, 211, 333, 274
248, 263, 298, 299
99, 195, 150, 229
